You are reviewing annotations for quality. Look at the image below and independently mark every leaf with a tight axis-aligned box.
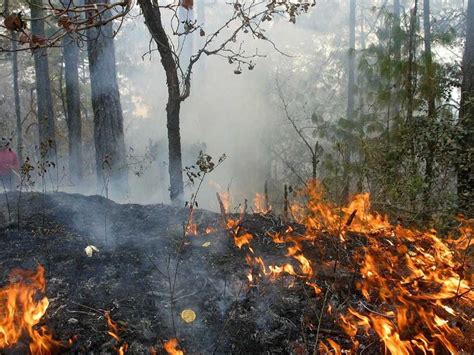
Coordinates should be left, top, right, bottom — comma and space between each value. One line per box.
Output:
180, 0, 193, 10
4, 13, 26, 31
85, 245, 100, 257
19, 33, 29, 45
199, 28, 205, 37
30, 34, 47, 48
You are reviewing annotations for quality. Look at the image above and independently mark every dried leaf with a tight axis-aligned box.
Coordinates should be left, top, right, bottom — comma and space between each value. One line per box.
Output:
85, 245, 100, 257
4, 13, 26, 31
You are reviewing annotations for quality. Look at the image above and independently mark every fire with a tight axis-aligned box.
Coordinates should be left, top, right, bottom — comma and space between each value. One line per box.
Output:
253, 193, 271, 213
105, 311, 128, 354
164, 338, 184, 355
0, 265, 70, 354
224, 180, 473, 353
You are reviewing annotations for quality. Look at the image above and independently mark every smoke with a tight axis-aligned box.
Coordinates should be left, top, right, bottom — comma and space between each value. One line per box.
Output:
111, 2, 344, 210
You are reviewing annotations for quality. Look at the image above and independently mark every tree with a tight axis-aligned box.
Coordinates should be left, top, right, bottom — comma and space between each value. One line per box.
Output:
63, 1, 83, 185
422, 0, 436, 212
347, 0, 356, 122
86, 0, 128, 196
137, 0, 314, 204
30, 0, 56, 161
2, 0, 23, 164
458, 0, 474, 216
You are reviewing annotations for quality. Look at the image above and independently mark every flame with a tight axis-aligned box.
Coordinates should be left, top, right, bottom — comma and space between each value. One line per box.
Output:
253, 193, 271, 213
226, 180, 473, 353
105, 311, 128, 354
164, 338, 184, 355
0, 265, 71, 354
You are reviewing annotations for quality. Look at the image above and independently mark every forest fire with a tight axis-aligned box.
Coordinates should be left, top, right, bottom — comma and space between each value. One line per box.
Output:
0, 265, 70, 354
224, 181, 473, 353
0, 184, 472, 353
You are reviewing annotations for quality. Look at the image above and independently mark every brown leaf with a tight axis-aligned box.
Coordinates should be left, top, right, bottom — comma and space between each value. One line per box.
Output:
180, 0, 193, 10
19, 32, 29, 45
30, 34, 47, 48
58, 15, 76, 32
199, 28, 205, 37
4, 13, 26, 31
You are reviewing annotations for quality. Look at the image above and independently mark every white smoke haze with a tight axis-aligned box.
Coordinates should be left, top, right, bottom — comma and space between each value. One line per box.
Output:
110, 2, 342, 210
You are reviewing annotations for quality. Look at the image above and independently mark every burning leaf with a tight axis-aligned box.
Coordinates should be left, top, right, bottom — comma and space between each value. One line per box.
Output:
84, 245, 99, 257
180, 309, 196, 323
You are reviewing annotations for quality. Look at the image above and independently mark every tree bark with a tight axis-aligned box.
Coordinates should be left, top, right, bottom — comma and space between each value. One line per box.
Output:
30, 0, 56, 161
422, 0, 436, 213
64, 33, 83, 185
138, 0, 184, 204
347, 0, 356, 121
458, 0, 474, 216
87, 0, 128, 196
3, 0, 23, 164
342, 0, 356, 202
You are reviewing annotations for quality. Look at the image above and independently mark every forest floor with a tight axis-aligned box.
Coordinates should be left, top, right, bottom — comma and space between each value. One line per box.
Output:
0, 192, 471, 354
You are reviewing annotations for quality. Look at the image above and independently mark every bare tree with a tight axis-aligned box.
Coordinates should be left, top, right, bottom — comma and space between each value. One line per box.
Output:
2, 0, 23, 164
86, 0, 128, 196
137, 0, 314, 204
63, 1, 83, 185
30, 0, 56, 161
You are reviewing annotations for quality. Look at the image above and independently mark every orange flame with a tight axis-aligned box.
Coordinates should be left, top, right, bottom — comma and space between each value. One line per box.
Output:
164, 338, 184, 355
0, 265, 70, 354
229, 180, 473, 353
105, 311, 128, 354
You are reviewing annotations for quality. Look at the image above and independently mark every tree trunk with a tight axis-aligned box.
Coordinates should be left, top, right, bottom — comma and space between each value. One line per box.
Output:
343, 0, 356, 202
138, 0, 184, 204
406, 0, 418, 124
64, 34, 83, 185
422, 0, 436, 214
12, 33, 22, 165
3, 0, 23, 164
86, 0, 128, 197
392, 0, 401, 123
347, 0, 356, 121
30, 0, 56, 161
458, 0, 474, 217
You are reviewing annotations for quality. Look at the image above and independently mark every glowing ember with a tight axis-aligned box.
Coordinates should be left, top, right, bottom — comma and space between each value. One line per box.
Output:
0, 265, 70, 354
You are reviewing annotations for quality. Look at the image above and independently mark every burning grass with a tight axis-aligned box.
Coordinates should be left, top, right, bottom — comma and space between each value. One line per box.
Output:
0, 185, 472, 354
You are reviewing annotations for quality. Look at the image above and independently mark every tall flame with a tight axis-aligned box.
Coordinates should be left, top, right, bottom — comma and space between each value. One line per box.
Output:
0, 265, 69, 354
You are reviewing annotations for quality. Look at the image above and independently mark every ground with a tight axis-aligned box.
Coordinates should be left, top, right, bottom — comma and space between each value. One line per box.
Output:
0, 191, 471, 354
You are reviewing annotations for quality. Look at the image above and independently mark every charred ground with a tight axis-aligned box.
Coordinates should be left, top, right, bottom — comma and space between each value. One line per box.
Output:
0, 192, 472, 354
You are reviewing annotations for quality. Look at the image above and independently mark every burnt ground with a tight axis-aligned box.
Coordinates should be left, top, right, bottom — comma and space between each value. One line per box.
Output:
0, 192, 471, 354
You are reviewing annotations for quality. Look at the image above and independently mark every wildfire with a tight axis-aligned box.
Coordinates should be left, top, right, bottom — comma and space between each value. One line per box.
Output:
0, 265, 70, 354
225, 181, 473, 353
